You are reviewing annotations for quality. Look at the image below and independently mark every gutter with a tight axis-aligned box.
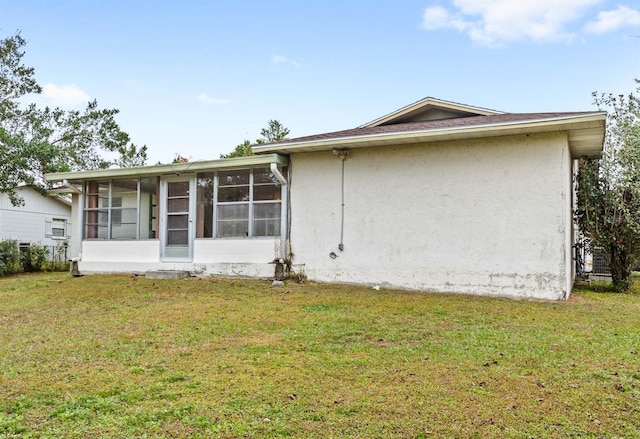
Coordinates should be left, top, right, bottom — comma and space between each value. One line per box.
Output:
270, 162, 289, 262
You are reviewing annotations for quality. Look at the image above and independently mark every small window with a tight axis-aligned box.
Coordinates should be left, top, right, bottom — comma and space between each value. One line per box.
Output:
52, 219, 66, 238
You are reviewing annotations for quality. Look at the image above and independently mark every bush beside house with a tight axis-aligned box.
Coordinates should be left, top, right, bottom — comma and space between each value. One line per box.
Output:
0, 239, 69, 276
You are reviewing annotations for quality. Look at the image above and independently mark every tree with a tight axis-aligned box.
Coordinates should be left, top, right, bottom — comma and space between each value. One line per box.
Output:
0, 32, 147, 206
220, 119, 289, 158
575, 81, 640, 291
256, 119, 290, 144
220, 139, 253, 159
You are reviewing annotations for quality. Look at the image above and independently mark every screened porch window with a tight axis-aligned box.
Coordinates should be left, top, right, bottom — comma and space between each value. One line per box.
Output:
196, 167, 284, 239
217, 169, 250, 237
84, 178, 158, 240
110, 180, 137, 239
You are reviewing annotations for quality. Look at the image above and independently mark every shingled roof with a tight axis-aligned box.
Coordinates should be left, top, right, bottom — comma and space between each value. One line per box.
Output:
264, 112, 596, 145
252, 98, 606, 158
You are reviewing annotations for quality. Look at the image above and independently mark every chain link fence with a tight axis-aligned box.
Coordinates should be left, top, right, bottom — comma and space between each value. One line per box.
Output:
18, 243, 70, 271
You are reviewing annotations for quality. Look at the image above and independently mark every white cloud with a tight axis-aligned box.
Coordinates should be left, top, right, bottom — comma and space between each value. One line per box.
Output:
585, 5, 640, 33
196, 93, 229, 105
423, 5, 470, 32
272, 54, 300, 67
421, 0, 607, 47
42, 83, 91, 106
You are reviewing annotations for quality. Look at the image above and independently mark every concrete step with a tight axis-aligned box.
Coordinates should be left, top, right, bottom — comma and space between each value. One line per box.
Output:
145, 270, 191, 279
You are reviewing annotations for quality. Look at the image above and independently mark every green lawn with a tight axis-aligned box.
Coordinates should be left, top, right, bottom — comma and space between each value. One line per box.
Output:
1, 273, 639, 438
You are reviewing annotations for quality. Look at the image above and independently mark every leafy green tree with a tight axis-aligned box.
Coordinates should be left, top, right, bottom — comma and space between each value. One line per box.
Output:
220, 139, 253, 159
575, 81, 640, 291
0, 32, 147, 206
220, 120, 289, 158
256, 119, 290, 144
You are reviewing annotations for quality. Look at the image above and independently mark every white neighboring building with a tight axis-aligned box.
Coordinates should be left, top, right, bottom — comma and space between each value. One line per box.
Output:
0, 186, 72, 247
45, 97, 607, 300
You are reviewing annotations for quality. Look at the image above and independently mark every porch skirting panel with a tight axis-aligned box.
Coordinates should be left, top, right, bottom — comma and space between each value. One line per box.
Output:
78, 239, 280, 278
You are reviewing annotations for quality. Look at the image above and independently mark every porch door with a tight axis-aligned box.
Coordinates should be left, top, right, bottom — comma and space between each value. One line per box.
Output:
161, 177, 194, 261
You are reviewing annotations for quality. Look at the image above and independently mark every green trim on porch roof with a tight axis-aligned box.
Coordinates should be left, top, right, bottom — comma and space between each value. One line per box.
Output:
45, 153, 289, 182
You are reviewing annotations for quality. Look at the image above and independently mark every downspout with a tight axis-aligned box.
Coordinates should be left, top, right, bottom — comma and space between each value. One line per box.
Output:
270, 162, 288, 262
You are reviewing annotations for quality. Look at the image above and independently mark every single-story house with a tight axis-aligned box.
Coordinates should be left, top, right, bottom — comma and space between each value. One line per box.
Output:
0, 185, 72, 248
45, 97, 606, 300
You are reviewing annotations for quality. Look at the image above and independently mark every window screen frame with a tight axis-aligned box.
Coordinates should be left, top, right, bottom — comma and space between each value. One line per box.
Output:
196, 167, 284, 239
83, 178, 158, 240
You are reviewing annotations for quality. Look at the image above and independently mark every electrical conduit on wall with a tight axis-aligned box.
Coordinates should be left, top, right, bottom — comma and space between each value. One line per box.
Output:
332, 148, 350, 252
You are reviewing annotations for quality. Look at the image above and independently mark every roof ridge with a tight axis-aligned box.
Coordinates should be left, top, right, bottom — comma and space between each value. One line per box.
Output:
359, 96, 505, 128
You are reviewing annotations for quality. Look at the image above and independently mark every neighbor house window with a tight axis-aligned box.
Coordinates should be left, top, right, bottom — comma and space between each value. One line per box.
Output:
84, 178, 158, 240
52, 219, 66, 238
196, 167, 284, 239
45, 218, 68, 239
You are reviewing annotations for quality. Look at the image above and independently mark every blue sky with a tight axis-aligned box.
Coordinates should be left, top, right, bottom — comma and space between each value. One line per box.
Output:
2, 0, 640, 164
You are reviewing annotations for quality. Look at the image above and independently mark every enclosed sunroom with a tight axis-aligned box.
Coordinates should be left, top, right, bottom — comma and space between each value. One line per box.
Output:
45, 154, 289, 277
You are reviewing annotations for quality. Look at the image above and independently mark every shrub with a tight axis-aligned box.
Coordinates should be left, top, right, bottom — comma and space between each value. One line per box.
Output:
53, 241, 70, 272
0, 240, 21, 276
20, 244, 49, 272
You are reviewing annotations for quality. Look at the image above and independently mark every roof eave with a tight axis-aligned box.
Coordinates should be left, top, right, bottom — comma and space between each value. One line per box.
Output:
48, 183, 83, 195
50, 194, 72, 206
253, 113, 607, 158
45, 153, 289, 183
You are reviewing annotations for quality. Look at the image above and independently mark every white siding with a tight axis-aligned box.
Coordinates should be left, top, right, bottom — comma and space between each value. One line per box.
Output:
288, 132, 572, 300
0, 187, 72, 247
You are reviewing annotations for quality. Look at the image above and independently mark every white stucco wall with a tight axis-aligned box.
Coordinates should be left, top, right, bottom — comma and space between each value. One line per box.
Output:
77, 238, 279, 278
0, 187, 71, 247
288, 132, 573, 300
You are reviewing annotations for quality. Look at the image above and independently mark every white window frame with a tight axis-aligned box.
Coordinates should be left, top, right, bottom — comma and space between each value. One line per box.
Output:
84, 179, 154, 240
196, 167, 283, 239
52, 218, 66, 238
46, 218, 69, 240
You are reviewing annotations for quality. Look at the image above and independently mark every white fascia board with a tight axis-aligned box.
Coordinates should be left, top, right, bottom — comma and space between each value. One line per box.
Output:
45, 153, 289, 183
253, 113, 607, 155
50, 194, 72, 206
359, 97, 505, 128
48, 182, 83, 195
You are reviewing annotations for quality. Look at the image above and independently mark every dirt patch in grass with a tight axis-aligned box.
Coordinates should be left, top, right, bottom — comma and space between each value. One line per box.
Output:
1, 273, 639, 438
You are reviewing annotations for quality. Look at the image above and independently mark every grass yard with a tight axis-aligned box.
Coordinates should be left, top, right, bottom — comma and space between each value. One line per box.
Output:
0, 274, 639, 438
